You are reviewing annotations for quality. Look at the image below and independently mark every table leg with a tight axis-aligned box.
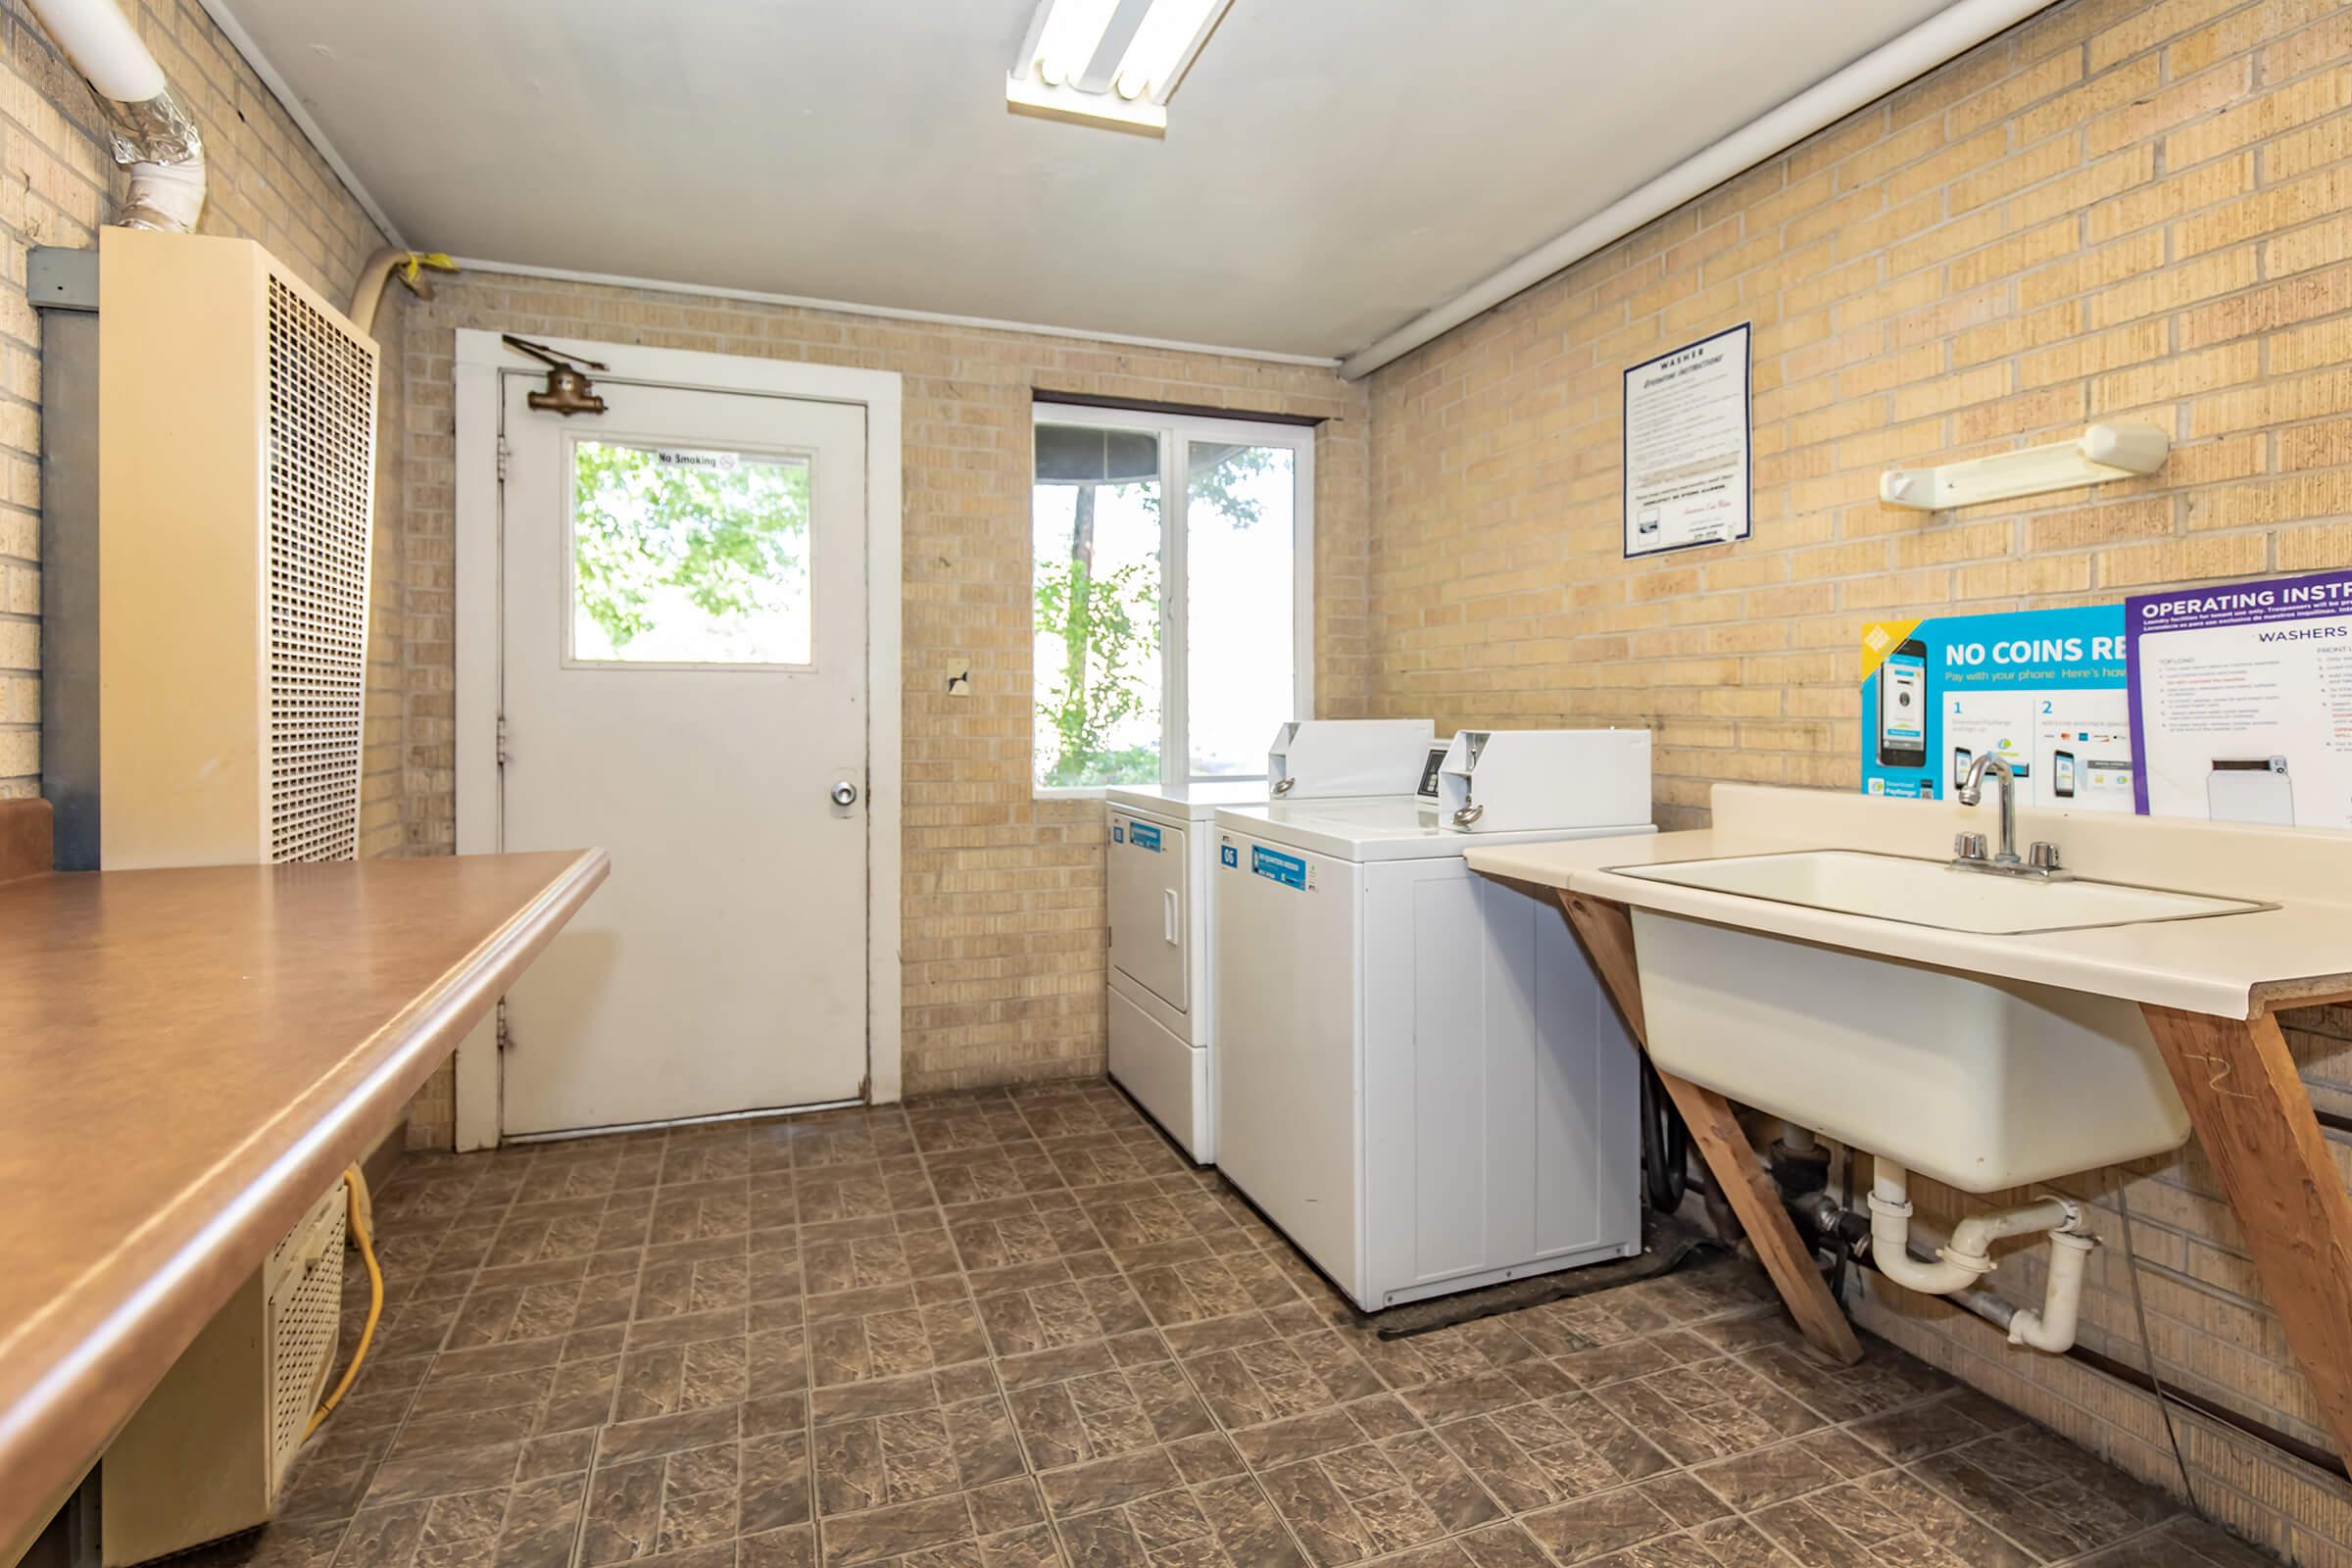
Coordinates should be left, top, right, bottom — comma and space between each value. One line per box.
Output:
2142, 1004, 2352, 1470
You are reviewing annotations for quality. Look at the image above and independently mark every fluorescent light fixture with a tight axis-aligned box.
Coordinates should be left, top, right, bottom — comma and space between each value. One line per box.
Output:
1006, 0, 1233, 136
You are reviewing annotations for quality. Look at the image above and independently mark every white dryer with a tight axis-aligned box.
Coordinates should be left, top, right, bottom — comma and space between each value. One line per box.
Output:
1211, 731, 1656, 1310
1103, 780, 1266, 1162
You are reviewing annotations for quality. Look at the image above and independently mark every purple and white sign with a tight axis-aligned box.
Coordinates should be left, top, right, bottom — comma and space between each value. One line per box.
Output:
2126, 568, 2352, 826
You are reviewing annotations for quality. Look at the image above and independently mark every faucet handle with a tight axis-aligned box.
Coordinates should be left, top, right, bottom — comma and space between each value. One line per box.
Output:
1954, 832, 1987, 861
2029, 841, 2062, 871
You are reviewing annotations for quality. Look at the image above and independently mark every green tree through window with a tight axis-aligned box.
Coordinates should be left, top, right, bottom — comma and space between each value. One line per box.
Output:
1033, 439, 1278, 788
572, 441, 811, 663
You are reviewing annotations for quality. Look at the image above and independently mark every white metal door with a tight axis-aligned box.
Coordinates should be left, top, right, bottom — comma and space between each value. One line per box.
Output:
1106, 810, 1189, 1011
498, 374, 869, 1135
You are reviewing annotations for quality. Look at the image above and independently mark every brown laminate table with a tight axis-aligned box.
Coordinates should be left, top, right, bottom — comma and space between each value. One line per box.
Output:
0, 842, 608, 1548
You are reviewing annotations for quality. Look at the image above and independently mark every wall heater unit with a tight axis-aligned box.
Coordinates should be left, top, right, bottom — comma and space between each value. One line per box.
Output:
29, 229, 379, 1563
36, 226, 380, 870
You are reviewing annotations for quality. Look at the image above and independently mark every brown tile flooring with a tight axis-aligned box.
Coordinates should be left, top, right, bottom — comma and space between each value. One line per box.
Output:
207, 1082, 2278, 1568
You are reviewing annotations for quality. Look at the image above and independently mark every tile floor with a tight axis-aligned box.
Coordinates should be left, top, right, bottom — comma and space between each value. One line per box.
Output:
209, 1081, 2279, 1568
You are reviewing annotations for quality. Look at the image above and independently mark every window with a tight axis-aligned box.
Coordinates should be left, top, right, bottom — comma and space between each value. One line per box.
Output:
1031, 403, 1313, 792
567, 438, 813, 666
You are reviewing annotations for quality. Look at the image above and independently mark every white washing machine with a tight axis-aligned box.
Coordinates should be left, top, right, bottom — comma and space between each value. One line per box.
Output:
1103, 720, 1440, 1163
1211, 732, 1655, 1310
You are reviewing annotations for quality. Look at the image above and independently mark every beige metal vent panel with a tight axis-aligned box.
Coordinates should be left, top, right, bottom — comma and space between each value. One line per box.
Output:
100, 1179, 348, 1566
99, 229, 380, 870
266, 278, 373, 861
265, 1188, 345, 1484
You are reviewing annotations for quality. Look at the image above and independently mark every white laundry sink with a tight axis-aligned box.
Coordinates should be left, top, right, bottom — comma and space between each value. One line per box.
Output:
1613, 850, 2268, 1193
1615, 849, 2268, 934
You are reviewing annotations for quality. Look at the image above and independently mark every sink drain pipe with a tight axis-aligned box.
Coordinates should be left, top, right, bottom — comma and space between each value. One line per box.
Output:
1867, 1161, 2095, 1352
1765, 1145, 2348, 1484
1849, 1236, 2349, 1483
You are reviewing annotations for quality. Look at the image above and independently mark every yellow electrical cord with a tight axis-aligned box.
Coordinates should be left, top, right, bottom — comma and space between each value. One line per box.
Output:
305, 1164, 382, 1440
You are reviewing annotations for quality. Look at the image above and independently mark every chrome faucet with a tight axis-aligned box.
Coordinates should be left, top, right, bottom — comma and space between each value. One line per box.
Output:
1952, 754, 2067, 879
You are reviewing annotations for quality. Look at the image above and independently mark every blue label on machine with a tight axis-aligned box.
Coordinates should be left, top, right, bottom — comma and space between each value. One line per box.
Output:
1128, 821, 1161, 852
1219, 844, 1238, 867
1111, 823, 1124, 843
1250, 846, 1306, 889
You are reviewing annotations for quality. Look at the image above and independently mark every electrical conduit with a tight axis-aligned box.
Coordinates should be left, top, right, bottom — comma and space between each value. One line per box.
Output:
1869, 1160, 2095, 1352
25, 0, 204, 232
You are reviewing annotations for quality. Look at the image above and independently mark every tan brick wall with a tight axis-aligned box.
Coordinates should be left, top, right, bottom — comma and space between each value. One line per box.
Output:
0, 0, 402, 849
1359, 0, 2352, 1560
391, 271, 1369, 1147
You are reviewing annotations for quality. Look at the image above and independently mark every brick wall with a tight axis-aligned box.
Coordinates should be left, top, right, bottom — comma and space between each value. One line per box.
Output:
391, 271, 1369, 1147
1358, 0, 2352, 1560
0, 0, 403, 848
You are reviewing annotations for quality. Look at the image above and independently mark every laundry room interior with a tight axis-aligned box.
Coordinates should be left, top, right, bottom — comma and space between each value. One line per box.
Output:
6, 1, 2352, 1566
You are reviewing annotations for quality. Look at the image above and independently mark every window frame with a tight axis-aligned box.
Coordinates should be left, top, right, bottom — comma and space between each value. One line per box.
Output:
1029, 400, 1316, 799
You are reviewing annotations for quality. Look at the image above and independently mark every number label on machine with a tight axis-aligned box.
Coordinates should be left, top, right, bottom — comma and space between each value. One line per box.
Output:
1127, 822, 1161, 852
1220, 843, 1238, 868
1250, 845, 1309, 891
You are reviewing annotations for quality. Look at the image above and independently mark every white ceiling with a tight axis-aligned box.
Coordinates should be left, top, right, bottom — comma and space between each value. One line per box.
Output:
214, 0, 1961, 361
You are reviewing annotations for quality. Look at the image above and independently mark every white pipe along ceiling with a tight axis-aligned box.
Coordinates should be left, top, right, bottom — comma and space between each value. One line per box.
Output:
1338, 0, 2063, 378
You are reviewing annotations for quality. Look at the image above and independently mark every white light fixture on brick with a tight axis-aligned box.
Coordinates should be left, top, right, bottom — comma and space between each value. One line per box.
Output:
1006, 0, 1233, 136
1880, 422, 2171, 512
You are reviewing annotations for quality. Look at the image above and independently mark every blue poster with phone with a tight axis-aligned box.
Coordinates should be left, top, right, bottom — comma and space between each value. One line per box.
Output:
1859, 606, 2132, 810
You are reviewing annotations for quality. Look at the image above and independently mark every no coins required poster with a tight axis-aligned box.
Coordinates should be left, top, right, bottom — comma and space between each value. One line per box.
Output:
1860, 607, 2132, 809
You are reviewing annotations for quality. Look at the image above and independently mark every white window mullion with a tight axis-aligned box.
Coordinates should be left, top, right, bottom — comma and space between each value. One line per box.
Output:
1291, 434, 1317, 723
1161, 424, 1190, 789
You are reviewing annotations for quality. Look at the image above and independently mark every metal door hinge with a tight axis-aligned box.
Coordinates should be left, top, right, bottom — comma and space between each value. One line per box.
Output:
497, 435, 511, 483
496, 714, 511, 766
495, 999, 513, 1052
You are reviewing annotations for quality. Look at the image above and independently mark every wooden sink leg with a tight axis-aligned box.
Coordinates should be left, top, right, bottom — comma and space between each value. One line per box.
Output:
1560, 893, 1864, 1366
2142, 1004, 2352, 1469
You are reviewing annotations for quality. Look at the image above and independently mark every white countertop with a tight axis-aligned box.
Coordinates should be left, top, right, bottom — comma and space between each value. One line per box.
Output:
1463, 785, 2352, 1019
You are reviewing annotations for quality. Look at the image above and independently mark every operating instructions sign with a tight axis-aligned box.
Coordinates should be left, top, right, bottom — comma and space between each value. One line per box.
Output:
1623, 322, 1751, 558
2127, 567, 2352, 828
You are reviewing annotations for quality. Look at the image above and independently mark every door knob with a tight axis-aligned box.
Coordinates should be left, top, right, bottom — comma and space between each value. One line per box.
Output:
830, 780, 859, 808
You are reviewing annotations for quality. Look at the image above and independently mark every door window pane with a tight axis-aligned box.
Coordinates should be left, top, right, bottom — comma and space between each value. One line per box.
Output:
569, 440, 812, 665
1033, 423, 1163, 788
1187, 442, 1295, 779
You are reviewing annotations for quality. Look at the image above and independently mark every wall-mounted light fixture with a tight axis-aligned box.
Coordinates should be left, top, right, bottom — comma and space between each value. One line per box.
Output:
1006, 0, 1235, 137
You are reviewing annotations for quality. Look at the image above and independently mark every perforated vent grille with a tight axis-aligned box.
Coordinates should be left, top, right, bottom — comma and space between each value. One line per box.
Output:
266, 1194, 345, 1489
265, 277, 374, 862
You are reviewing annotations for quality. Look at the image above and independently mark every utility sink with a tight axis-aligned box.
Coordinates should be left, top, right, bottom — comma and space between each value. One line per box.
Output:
1609, 848, 2270, 1193
1615, 849, 2270, 935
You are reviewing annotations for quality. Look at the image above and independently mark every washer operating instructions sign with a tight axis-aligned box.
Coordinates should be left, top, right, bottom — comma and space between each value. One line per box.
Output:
1623, 322, 1751, 558
2126, 567, 2352, 829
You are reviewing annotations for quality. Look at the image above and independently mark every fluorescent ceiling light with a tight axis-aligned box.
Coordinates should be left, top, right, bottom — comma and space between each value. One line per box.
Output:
1006, 0, 1233, 136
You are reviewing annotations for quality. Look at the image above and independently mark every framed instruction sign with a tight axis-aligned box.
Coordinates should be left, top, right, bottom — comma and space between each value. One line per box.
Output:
2126, 568, 2352, 828
1623, 322, 1751, 558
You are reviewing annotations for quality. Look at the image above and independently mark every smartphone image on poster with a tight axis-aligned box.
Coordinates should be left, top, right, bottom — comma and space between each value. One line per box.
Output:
2209, 757, 2293, 825
1878, 639, 1928, 769
1951, 747, 1972, 792
2053, 750, 2076, 799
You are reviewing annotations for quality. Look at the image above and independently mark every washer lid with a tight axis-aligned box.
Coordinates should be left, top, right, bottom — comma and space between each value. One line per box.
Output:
1216, 801, 1658, 862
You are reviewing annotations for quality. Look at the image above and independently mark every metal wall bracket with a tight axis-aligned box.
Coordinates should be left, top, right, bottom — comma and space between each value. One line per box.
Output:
27, 248, 98, 314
